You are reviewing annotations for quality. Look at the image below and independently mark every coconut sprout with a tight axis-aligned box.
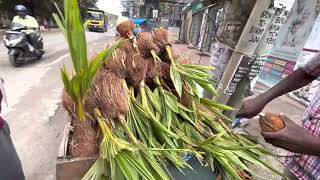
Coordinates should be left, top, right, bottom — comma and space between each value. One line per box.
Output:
55, 1, 286, 180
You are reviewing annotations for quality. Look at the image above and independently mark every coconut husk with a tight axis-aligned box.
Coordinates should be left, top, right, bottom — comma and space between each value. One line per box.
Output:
85, 88, 99, 114
69, 119, 99, 157
93, 70, 129, 119
161, 62, 171, 79
125, 53, 148, 88
180, 87, 193, 108
62, 90, 76, 116
147, 59, 170, 81
62, 88, 98, 118
104, 49, 127, 79
154, 61, 175, 92
259, 112, 285, 132
237, 170, 252, 180
136, 32, 160, 58
103, 40, 141, 79
119, 39, 137, 54
151, 28, 173, 50
116, 20, 135, 38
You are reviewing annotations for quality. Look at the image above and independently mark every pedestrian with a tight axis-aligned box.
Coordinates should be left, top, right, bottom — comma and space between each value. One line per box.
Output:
36, 16, 40, 31
237, 55, 320, 180
0, 79, 25, 180
43, 18, 50, 32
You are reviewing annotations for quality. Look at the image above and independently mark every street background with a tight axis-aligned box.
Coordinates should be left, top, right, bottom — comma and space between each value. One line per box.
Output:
1, 0, 319, 179
0, 34, 306, 179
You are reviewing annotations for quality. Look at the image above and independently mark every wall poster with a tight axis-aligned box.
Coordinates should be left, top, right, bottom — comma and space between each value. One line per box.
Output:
258, 0, 320, 87
289, 14, 320, 105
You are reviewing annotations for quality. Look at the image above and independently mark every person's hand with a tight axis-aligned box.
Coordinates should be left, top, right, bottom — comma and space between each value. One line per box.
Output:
236, 96, 268, 119
262, 115, 320, 155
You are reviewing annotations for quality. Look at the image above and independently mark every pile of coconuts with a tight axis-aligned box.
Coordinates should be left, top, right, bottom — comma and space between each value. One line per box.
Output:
61, 26, 285, 179
62, 28, 185, 158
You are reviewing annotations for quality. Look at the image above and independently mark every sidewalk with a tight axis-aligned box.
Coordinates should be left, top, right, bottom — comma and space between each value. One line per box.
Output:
174, 43, 307, 179
173, 44, 211, 65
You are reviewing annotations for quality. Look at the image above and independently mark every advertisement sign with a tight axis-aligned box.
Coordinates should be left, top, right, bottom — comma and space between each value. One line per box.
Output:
274, 0, 295, 11
225, 55, 263, 95
255, 7, 290, 54
210, 42, 232, 87
258, 0, 320, 87
235, 0, 276, 55
222, 0, 294, 94
271, 0, 320, 60
289, 14, 320, 105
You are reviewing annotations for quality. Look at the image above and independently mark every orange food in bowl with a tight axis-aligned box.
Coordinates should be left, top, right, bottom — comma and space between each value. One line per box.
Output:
259, 112, 285, 132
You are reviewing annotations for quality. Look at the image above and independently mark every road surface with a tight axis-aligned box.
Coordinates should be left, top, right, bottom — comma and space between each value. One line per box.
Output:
0, 30, 115, 180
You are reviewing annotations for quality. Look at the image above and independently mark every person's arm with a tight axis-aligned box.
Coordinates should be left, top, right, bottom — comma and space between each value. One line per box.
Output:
237, 69, 317, 118
259, 68, 317, 103
237, 54, 320, 118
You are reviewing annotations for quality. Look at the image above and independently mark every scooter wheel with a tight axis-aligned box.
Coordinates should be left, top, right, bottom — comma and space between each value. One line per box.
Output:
9, 55, 22, 68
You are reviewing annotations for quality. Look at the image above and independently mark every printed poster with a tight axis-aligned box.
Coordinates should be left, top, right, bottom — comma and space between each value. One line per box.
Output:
270, 0, 320, 60
258, 0, 320, 87
289, 14, 320, 105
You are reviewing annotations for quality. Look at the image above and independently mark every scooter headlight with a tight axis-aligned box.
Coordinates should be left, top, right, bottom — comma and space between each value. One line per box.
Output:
5, 35, 24, 47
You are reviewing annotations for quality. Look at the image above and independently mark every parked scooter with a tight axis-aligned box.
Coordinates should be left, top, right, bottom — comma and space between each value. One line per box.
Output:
3, 22, 44, 67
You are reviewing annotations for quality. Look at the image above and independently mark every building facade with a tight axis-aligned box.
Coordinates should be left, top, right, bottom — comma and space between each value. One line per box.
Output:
123, 0, 190, 27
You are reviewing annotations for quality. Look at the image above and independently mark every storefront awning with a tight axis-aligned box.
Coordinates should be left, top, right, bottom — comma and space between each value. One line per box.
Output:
132, 18, 147, 25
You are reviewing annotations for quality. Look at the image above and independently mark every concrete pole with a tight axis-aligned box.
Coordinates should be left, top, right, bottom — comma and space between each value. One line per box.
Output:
204, 0, 256, 98
215, 0, 276, 118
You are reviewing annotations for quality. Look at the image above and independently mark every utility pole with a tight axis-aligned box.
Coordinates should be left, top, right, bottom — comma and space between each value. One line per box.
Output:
205, 0, 256, 97
214, 0, 274, 119
215, 0, 296, 118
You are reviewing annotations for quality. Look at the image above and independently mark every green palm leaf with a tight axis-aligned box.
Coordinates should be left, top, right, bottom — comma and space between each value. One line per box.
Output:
170, 65, 183, 97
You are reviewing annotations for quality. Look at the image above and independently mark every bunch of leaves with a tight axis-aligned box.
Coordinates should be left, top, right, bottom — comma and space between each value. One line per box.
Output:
83, 62, 284, 179
52, 0, 122, 120
53, 0, 286, 178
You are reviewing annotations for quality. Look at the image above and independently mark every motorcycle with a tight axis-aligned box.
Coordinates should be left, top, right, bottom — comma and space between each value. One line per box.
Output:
3, 22, 44, 67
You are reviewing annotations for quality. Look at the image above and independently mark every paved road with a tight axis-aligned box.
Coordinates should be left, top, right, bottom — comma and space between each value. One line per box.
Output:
0, 30, 115, 180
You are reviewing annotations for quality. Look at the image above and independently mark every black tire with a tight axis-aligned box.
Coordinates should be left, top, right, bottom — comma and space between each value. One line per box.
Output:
37, 53, 44, 59
9, 55, 22, 68
37, 50, 45, 59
